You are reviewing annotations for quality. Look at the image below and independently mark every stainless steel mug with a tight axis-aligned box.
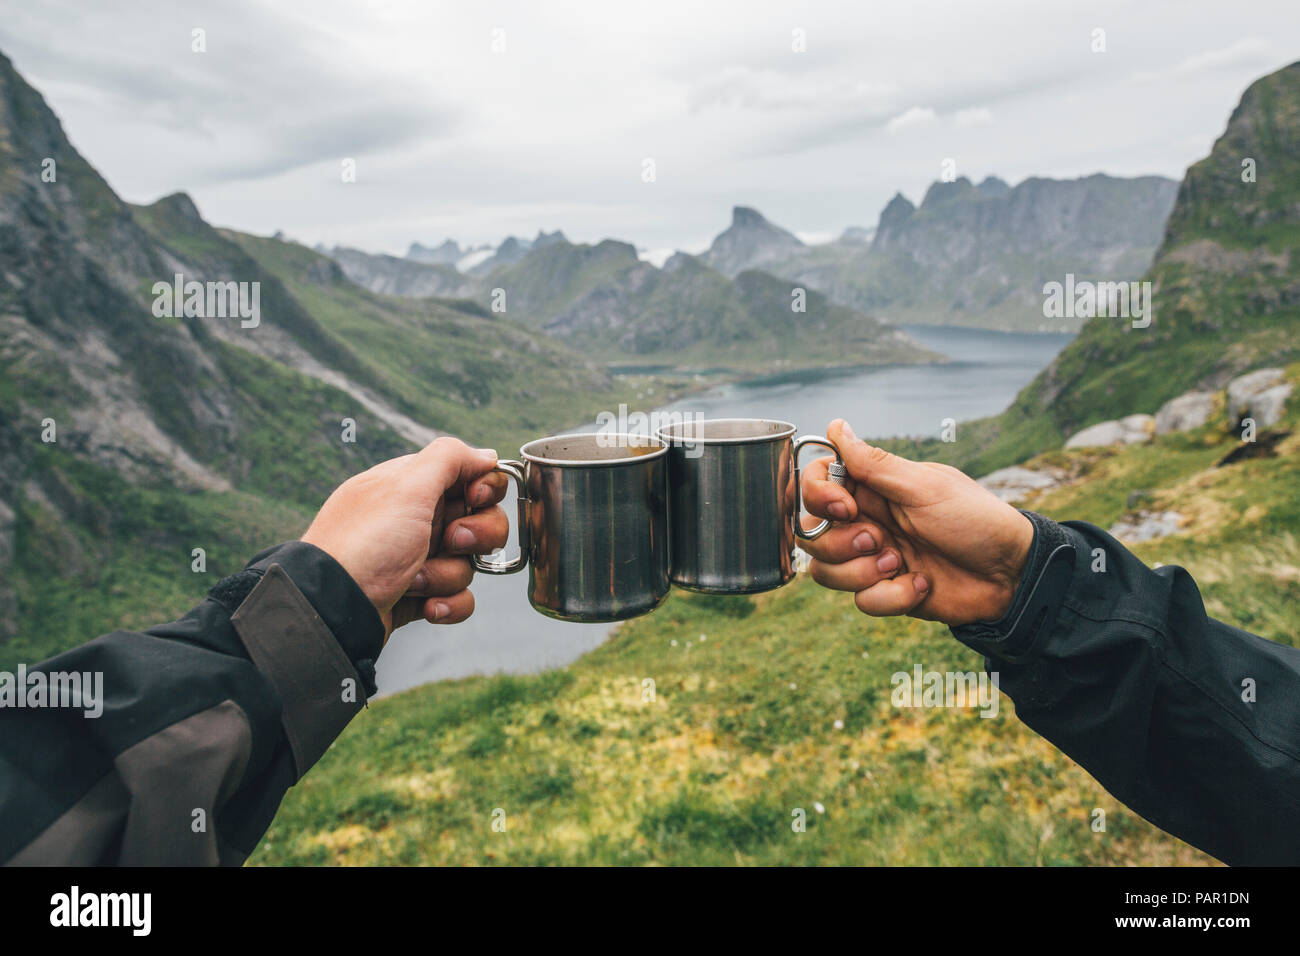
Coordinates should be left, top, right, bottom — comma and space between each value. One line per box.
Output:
655, 418, 844, 594
472, 432, 670, 622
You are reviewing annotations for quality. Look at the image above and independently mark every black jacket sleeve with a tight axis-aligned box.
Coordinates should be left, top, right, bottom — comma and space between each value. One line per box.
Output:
0, 541, 384, 866
952, 511, 1300, 866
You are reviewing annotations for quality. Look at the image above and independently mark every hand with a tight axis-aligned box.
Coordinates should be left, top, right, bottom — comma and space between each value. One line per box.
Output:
301, 437, 509, 639
798, 419, 1034, 626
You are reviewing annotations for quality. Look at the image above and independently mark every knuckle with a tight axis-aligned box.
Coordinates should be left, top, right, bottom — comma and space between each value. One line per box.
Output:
431, 435, 466, 456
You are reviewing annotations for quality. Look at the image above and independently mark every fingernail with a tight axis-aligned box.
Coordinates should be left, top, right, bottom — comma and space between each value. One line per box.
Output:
914, 575, 929, 593
451, 526, 476, 550
876, 551, 899, 573
411, 571, 427, 592
852, 531, 877, 553
828, 501, 848, 520
841, 420, 859, 444
471, 484, 491, 507
432, 601, 450, 621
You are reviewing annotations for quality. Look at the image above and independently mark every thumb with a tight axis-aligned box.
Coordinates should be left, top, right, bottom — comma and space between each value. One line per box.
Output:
410, 437, 498, 501
828, 419, 934, 506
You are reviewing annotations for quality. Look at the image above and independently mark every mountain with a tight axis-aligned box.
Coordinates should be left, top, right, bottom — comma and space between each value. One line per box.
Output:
466, 229, 568, 276
0, 50, 634, 660
328, 245, 477, 298
838, 225, 875, 244
481, 237, 938, 370
727, 174, 1178, 331
406, 239, 464, 266
701, 206, 807, 277
247, 63, 1300, 868
897, 60, 1300, 476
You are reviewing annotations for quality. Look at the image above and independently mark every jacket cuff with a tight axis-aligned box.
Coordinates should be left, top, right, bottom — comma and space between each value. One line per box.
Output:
950, 511, 1075, 663
210, 542, 384, 780
244, 541, 385, 678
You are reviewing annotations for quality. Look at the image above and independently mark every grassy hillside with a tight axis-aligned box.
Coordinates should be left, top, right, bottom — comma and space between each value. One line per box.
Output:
250, 366, 1300, 865
480, 239, 939, 373
221, 229, 677, 455
883, 62, 1300, 478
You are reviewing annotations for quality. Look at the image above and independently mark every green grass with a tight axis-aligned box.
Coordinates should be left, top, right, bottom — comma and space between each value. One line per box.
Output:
249, 381, 1300, 865
223, 231, 694, 453
1, 448, 312, 670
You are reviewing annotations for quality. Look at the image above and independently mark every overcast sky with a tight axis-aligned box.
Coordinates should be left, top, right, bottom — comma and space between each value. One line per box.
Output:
2, 0, 1296, 258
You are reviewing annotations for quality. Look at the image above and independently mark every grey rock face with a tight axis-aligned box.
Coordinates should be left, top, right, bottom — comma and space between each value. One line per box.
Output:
1109, 511, 1184, 543
1155, 390, 1215, 434
976, 465, 1065, 504
1226, 367, 1284, 413
1064, 414, 1155, 448
1225, 368, 1291, 427
329, 247, 477, 298
701, 206, 806, 277
406, 239, 462, 266
1247, 383, 1293, 428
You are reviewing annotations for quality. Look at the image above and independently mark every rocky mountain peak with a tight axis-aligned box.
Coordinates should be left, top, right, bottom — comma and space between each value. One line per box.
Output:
153, 192, 203, 223
875, 193, 917, 239
919, 176, 977, 208
1162, 60, 1300, 249
406, 239, 462, 265
702, 205, 805, 277
977, 176, 1011, 198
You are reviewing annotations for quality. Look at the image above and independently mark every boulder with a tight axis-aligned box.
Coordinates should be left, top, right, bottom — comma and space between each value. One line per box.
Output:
1226, 368, 1286, 423
1109, 510, 1184, 543
977, 466, 1064, 504
1065, 414, 1154, 449
1245, 383, 1293, 429
1118, 414, 1156, 443
1155, 390, 1215, 434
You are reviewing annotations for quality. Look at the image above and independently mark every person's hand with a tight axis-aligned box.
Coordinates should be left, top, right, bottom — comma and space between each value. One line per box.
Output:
798, 419, 1034, 626
301, 437, 509, 639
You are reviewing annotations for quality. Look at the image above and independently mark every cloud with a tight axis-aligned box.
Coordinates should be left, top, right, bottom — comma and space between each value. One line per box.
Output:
1133, 38, 1270, 83
0, 0, 459, 188
885, 106, 937, 133
954, 107, 994, 127
691, 66, 898, 113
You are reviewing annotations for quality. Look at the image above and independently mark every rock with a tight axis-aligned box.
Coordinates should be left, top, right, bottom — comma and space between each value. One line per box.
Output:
1226, 368, 1286, 423
1065, 420, 1124, 448
977, 466, 1064, 504
1155, 390, 1215, 434
1064, 414, 1154, 449
1118, 414, 1156, 443
1109, 510, 1184, 543
1246, 383, 1293, 428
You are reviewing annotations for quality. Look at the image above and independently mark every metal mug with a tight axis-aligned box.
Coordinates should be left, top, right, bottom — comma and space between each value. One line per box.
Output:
472, 432, 670, 622
655, 418, 845, 594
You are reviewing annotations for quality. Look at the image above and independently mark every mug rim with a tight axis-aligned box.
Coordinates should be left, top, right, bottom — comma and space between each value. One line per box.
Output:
520, 431, 668, 467
655, 417, 797, 446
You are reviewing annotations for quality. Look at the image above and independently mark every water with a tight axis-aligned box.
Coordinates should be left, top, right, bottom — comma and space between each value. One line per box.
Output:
642, 325, 1073, 440
373, 324, 1072, 696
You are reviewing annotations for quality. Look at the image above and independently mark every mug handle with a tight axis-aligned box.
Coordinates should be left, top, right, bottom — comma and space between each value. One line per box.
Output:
472, 460, 530, 574
792, 436, 847, 541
